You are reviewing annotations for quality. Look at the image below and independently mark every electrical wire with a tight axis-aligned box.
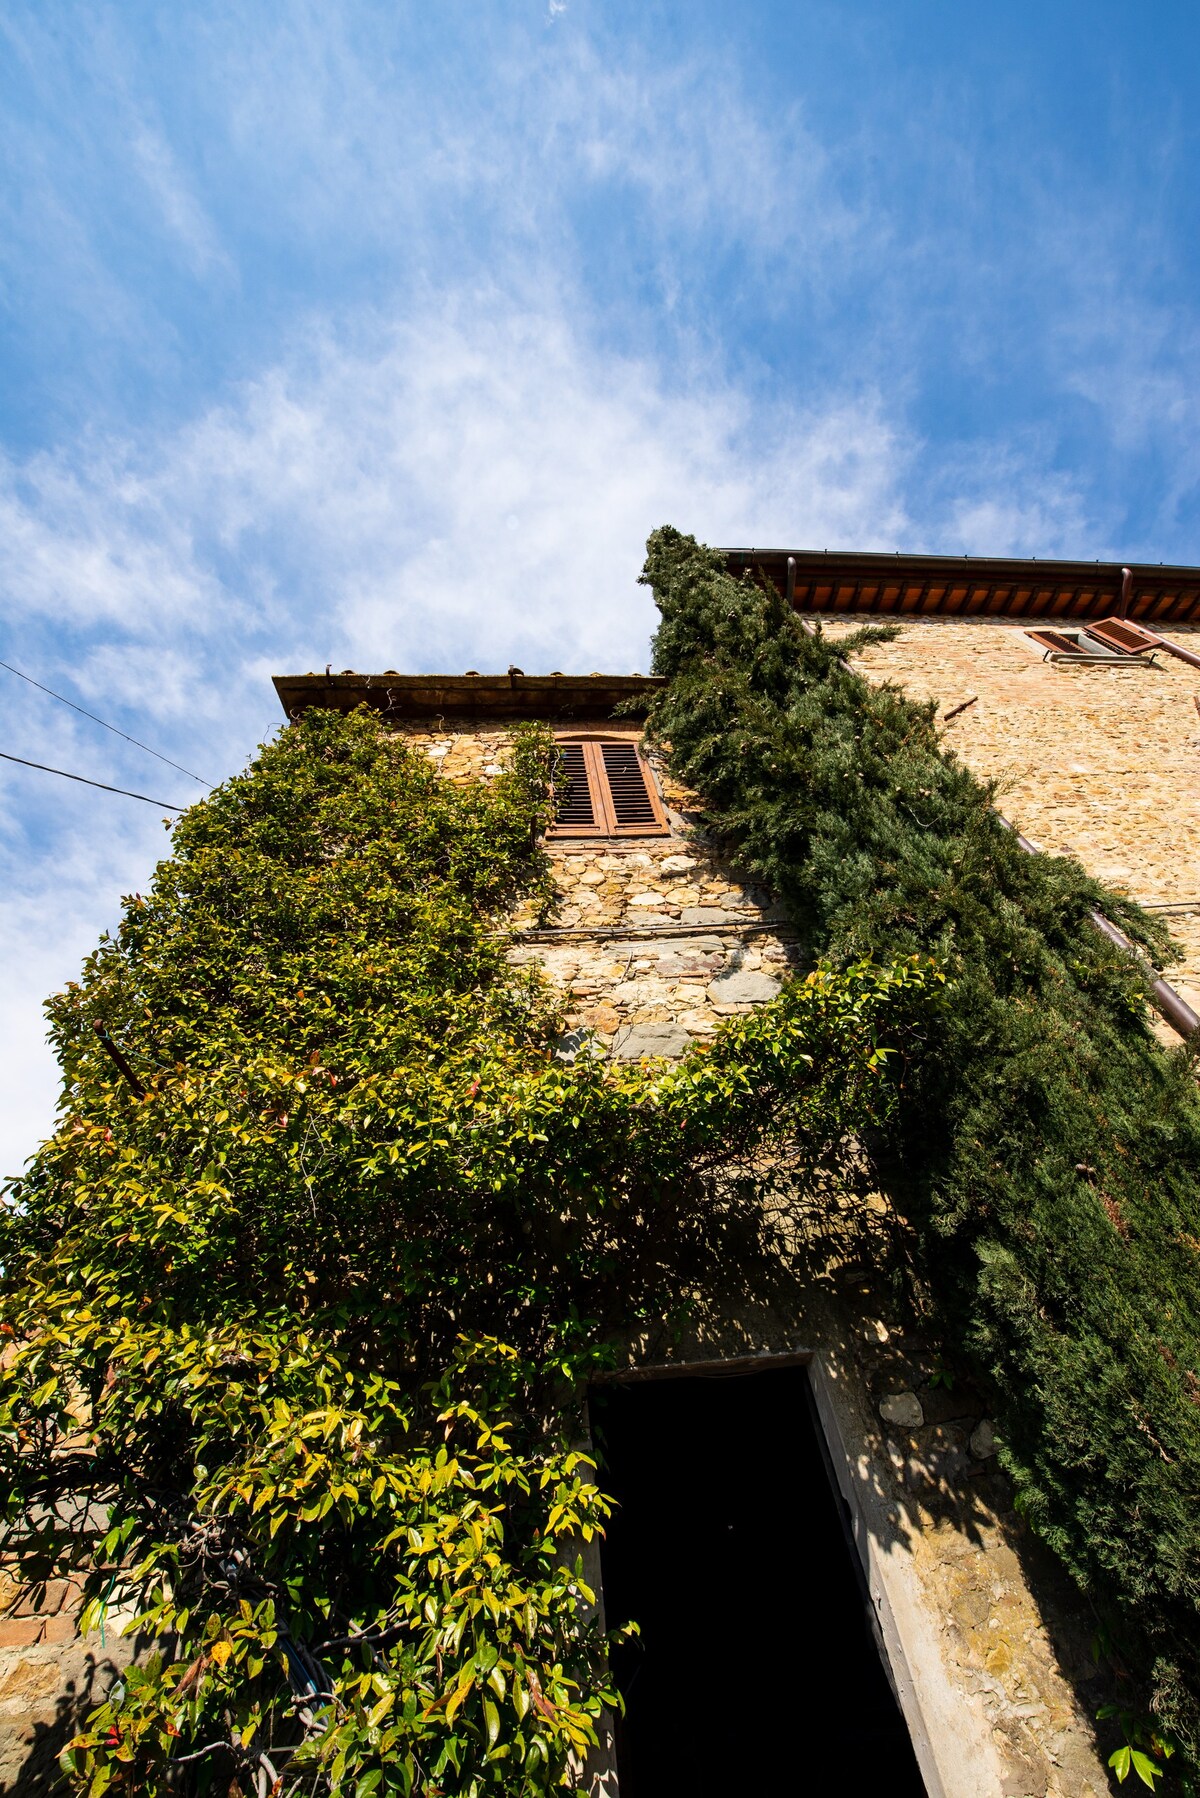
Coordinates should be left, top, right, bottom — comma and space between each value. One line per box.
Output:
0, 750, 186, 811
0, 657, 212, 786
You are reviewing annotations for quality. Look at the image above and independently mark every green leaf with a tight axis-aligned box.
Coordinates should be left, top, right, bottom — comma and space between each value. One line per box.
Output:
1131, 1749, 1163, 1790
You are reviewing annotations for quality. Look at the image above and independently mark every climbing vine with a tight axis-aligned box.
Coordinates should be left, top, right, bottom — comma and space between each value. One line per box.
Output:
0, 705, 932, 1795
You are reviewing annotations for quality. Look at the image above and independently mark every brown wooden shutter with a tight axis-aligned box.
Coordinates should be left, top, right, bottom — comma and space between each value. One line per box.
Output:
1027, 629, 1086, 656
1086, 617, 1158, 654
549, 741, 605, 836
547, 738, 668, 837
600, 742, 665, 833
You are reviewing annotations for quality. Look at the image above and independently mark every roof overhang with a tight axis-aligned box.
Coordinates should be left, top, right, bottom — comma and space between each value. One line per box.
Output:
718, 547, 1200, 625
273, 671, 665, 723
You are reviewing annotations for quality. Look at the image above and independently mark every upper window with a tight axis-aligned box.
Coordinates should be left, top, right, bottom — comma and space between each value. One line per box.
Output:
548, 737, 669, 838
1025, 618, 1161, 662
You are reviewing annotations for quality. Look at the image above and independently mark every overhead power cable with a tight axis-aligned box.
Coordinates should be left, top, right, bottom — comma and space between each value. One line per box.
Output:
0, 657, 212, 787
0, 749, 185, 811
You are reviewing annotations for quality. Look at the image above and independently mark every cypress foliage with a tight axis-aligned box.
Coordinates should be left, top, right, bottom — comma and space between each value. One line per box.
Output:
644, 526, 1200, 1759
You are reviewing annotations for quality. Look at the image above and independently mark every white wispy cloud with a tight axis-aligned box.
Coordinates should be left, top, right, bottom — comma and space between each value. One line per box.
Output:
128, 123, 232, 279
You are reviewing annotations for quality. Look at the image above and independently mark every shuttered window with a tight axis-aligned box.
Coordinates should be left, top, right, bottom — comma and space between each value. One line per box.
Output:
548, 738, 668, 837
1027, 618, 1159, 661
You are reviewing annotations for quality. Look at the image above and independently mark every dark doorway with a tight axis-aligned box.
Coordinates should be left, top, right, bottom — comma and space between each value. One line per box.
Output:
589, 1365, 928, 1797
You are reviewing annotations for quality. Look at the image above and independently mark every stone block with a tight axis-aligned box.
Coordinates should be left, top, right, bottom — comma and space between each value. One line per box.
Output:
41, 1613, 78, 1645
879, 1391, 924, 1429
39, 1581, 70, 1616
970, 1418, 998, 1460
611, 1023, 693, 1060
678, 1011, 719, 1033
707, 970, 781, 1004
681, 906, 741, 925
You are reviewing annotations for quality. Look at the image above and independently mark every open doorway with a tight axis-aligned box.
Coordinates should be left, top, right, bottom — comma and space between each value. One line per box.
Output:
589, 1363, 927, 1796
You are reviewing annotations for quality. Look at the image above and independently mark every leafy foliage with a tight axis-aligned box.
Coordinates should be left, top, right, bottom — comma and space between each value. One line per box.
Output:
0, 705, 929, 1795
642, 526, 1200, 1765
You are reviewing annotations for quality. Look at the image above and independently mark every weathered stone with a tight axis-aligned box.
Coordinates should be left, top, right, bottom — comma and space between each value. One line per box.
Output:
681, 906, 741, 925
654, 955, 712, 976
970, 1418, 998, 1460
660, 854, 697, 873
879, 1391, 925, 1429
611, 1023, 693, 1060
678, 1010, 719, 1033
707, 970, 782, 1004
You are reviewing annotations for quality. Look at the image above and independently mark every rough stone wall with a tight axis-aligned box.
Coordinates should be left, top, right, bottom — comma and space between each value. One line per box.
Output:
0, 1572, 137, 1795
855, 1313, 1110, 1798
394, 722, 806, 1059
823, 616, 1200, 1017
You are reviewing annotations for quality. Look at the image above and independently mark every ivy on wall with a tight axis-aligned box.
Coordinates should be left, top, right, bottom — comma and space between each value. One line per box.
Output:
0, 705, 931, 1796
643, 526, 1200, 1779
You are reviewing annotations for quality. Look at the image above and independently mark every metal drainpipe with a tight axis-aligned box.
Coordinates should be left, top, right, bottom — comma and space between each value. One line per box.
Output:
795, 618, 1200, 1040
1112, 566, 1200, 668
993, 820, 1200, 1039
1139, 625, 1200, 672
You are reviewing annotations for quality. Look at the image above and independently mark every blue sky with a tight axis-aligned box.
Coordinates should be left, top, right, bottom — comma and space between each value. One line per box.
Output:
2, 0, 1199, 1171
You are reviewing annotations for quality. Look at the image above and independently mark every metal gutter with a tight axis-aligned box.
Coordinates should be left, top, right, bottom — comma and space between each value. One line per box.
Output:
721, 546, 1200, 626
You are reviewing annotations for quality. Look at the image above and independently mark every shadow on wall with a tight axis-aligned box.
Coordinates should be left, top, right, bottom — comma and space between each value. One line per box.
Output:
1, 1651, 122, 1798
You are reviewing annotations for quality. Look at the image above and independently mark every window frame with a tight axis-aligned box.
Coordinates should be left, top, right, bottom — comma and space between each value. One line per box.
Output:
1024, 618, 1160, 663
546, 733, 669, 839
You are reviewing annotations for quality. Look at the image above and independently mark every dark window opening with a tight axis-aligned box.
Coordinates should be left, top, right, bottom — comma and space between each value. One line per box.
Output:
589, 1366, 927, 1798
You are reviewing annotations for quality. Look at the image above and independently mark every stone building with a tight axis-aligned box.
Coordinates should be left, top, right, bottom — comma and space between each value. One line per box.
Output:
5, 547, 1200, 1795
273, 591, 1200, 1798
724, 547, 1200, 1035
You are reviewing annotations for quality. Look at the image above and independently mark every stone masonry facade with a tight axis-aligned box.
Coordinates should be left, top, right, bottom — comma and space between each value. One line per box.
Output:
401, 720, 805, 1059
824, 615, 1200, 1023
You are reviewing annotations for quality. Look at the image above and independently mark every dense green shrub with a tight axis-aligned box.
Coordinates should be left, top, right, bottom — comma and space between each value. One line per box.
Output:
643, 526, 1200, 1772
0, 705, 927, 1796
